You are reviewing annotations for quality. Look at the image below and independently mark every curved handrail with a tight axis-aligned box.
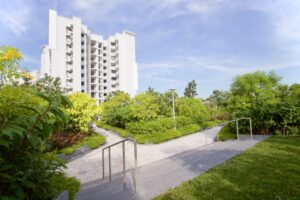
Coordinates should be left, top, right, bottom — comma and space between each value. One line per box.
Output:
203, 117, 253, 142
102, 138, 137, 192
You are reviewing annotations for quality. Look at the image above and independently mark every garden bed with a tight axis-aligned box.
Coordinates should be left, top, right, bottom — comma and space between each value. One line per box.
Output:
48, 132, 106, 161
96, 121, 201, 144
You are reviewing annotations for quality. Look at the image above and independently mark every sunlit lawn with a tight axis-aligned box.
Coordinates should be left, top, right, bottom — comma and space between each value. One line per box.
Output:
155, 136, 300, 200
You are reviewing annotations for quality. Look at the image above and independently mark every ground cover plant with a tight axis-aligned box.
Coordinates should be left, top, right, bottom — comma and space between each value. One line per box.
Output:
51, 133, 106, 155
155, 136, 300, 200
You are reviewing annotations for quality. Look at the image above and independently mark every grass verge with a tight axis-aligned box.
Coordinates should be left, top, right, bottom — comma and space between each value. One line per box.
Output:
154, 136, 300, 200
218, 124, 237, 141
51, 174, 80, 200
96, 121, 200, 144
58, 133, 106, 155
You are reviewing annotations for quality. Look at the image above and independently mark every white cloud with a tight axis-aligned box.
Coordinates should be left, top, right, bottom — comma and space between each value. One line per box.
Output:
0, 0, 33, 36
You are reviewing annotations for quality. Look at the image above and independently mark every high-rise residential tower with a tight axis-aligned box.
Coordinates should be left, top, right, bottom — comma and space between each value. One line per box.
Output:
41, 10, 138, 103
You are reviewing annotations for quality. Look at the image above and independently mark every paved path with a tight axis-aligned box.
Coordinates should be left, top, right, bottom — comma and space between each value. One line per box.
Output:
66, 126, 220, 184
75, 135, 268, 200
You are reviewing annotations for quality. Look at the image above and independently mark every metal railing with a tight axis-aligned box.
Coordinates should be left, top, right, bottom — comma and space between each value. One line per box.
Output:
204, 117, 253, 142
102, 138, 137, 191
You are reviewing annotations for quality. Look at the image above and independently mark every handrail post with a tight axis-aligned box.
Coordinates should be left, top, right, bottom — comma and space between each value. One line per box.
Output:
108, 147, 111, 182
134, 141, 137, 192
102, 149, 105, 179
236, 120, 239, 141
250, 118, 253, 141
122, 141, 126, 189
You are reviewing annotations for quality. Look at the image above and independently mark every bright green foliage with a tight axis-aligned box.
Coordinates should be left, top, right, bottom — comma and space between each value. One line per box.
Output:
217, 124, 237, 141
227, 71, 299, 135
130, 92, 160, 122
177, 97, 209, 125
126, 116, 194, 135
58, 133, 106, 155
134, 124, 200, 144
184, 80, 198, 98
157, 90, 178, 117
0, 85, 73, 199
51, 175, 80, 200
65, 92, 98, 134
97, 121, 200, 144
96, 121, 131, 138
0, 46, 23, 85
155, 136, 300, 200
100, 91, 131, 128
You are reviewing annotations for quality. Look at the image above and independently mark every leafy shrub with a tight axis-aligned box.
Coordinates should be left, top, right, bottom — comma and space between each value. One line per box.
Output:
134, 124, 201, 144
177, 98, 210, 124
218, 124, 237, 141
99, 91, 131, 128
0, 87, 73, 199
126, 116, 193, 135
96, 121, 131, 137
51, 175, 80, 200
202, 120, 222, 128
65, 92, 98, 133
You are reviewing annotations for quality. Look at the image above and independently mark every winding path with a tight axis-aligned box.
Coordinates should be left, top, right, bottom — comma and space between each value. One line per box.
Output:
65, 127, 268, 200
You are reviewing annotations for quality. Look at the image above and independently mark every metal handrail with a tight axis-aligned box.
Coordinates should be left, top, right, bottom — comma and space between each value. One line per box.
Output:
204, 117, 253, 142
102, 138, 137, 192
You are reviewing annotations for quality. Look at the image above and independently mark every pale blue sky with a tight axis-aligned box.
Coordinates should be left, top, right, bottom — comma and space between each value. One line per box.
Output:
0, 0, 299, 97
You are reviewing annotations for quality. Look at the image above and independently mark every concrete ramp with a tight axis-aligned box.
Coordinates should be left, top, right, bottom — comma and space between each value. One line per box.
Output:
74, 135, 268, 200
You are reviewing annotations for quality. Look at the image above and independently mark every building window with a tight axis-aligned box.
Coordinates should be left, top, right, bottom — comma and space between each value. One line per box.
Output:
103, 53, 106, 56
104, 80, 107, 83
81, 57, 84, 61
104, 93, 107, 96
104, 73, 107, 76
81, 81, 84, 86
81, 41, 84, 45
81, 73, 84, 77
81, 49, 84, 53
81, 33, 84, 37
104, 86, 107, 89
103, 60, 106, 63
81, 65, 84, 69
81, 90, 84, 93
103, 47, 106, 50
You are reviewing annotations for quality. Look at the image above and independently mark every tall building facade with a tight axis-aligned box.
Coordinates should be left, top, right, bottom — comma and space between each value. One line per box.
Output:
41, 10, 138, 103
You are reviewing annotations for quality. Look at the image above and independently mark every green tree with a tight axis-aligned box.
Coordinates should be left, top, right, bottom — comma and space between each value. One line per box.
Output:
65, 93, 98, 133
130, 93, 160, 122
100, 91, 131, 128
35, 74, 65, 96
177, 97, 209, 125
184, 80, 198, 98
0, 46, 23, 85
228, 71, 282, 134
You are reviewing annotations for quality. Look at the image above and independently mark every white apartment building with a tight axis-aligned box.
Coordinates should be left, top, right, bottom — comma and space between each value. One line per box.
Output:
40, 10, 138, 103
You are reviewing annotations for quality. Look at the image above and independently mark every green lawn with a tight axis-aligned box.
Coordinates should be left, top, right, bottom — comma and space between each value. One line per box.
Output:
155, 136, 300, 200
96, 122, 200, 144
58, 133, 106, 155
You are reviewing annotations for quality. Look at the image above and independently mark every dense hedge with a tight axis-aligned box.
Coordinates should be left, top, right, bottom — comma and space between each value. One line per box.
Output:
126, 116, 194, 135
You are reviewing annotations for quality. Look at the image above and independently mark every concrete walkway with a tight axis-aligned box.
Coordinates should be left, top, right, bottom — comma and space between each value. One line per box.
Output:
66, 126, 220, 184
74, 135, 268, 200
